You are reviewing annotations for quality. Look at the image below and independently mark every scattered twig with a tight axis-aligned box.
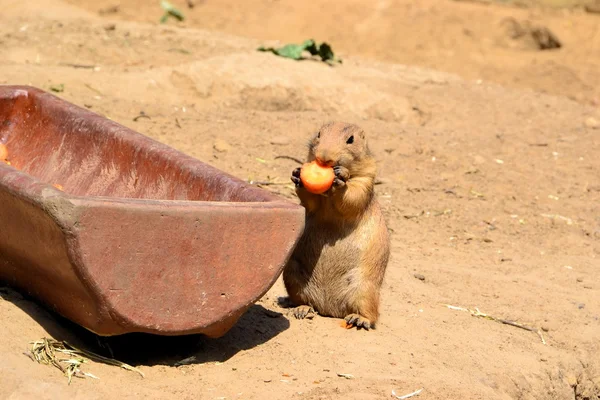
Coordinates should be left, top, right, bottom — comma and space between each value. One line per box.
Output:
60, 63, 97, 69
64, 340, 144, 377
84, 83, 103, 95
528, 143, 548, 147
337, 373, 354, 379
168, 48, 192, 54
175, 118, 182, 128
248, 180, 289, 186
392, 388, 423, 399
133, 111, 151, 122
274, 155, 303, 164
540, 213, 573, 225
443, 304, 546, 344
470, 189, 485, 198
160, 0, 185, 23
404, 210, 451, 219
433, 209, 452, 217
96, 337, 114, 359
27, 337, 144, 384
404, 211, 425, 219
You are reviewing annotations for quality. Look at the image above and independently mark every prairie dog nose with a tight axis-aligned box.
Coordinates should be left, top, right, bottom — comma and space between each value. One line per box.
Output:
315, 151, 335, 167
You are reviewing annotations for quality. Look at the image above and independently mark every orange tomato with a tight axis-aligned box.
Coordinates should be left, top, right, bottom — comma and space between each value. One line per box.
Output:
300, 161, 335, 194
0, 143, 7, 161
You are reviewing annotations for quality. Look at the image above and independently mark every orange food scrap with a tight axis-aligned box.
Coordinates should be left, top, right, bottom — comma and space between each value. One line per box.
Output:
299, 161, 335, 194
0, 143, 8, 161
340, 320, 353, 329
53, 184, 64, 191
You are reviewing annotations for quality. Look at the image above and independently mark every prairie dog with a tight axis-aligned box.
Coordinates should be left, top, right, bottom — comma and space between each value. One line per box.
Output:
284, 122, 390, 330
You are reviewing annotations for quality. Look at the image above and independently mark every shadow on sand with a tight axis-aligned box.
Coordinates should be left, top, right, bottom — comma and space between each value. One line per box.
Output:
1, 285, 290, 367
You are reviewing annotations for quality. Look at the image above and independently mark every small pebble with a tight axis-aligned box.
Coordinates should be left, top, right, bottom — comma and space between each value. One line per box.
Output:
541, 325, 550, 332
584, 285, 592, 289
578, 303, 585, 309
584, 117, 599, 129
540, 357, 548, 362
270, 136, 291, 146
414, 273, 426, 281
576, 277, 583, 283
213, 139, 232, 153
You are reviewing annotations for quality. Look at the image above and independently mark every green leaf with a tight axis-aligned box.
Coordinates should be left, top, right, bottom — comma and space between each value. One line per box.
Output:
257, 39, 341, 64
258, 40, 313, 60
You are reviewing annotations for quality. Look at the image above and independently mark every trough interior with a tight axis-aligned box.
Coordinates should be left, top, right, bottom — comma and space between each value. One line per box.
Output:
0, 88, 273, 202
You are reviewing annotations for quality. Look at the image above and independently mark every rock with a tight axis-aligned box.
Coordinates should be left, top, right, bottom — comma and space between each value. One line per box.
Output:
414, 273, 426, 281
498, 18, 561, 51
270, 135, 290, 146
584, 117, 599, 129
213, 139, 232, 153
541, 325, 550, 332
576, 277, 583, 283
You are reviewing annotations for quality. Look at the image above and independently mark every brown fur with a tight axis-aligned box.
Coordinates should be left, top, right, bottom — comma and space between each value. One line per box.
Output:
283, 122, 391, 330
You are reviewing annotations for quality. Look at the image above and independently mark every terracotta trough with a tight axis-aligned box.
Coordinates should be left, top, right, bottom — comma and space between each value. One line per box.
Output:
0, 86, 304, 337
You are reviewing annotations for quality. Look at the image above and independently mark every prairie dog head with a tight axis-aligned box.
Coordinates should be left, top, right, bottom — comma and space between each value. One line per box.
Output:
307, 122, 372, 171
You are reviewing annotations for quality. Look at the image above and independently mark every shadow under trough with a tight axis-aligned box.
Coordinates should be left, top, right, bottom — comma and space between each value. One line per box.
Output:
1, 285, 290, 368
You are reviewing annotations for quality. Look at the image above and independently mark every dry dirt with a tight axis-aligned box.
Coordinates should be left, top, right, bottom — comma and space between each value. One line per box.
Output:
1, 0, 600, 399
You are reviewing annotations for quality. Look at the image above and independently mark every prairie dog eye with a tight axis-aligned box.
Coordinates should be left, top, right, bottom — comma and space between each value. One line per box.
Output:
317, 132, 320, 138
346, 135, 354, 144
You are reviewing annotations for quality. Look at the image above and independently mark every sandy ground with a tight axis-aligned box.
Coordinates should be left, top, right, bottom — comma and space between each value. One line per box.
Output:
1, 0, 599, 399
